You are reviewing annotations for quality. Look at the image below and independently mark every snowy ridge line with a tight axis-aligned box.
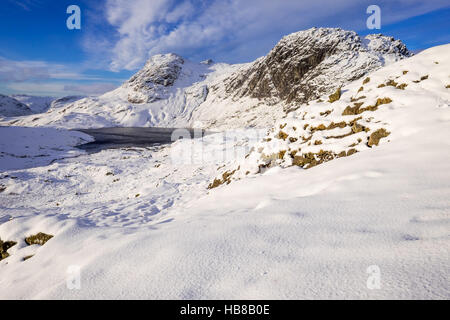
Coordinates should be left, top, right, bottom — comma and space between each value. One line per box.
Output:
1, 28, 410, 130
207, 44, 450, 188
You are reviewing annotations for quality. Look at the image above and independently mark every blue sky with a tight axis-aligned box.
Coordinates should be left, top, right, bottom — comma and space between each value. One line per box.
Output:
1, 0, 449, 97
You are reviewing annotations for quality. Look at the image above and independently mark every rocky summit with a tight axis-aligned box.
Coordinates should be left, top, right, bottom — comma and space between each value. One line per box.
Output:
220, 28, 411, 109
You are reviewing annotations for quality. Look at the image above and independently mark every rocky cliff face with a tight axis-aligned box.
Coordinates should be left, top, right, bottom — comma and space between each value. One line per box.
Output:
123, 53, 186, 104
218, 28, 411, 110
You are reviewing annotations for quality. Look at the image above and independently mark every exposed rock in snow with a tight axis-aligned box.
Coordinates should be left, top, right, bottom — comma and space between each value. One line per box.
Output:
0, 44, 449, 300
216, 28, 411, 108
208, 44, 449, 187
0, 94, 33, 117
124, 53, 185, 104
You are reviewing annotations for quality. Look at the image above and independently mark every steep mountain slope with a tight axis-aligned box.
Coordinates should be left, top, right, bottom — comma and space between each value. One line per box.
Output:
193, 28, 410, 128
3, 28, 410, 130
0, 94, 33, 117
11, 94, 54, 113
209, 44, 450, 187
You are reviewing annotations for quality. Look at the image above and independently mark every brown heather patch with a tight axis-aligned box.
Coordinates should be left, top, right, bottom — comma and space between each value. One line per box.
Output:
346, 148, 358, 156
363, 77, 370, 84
337, 151, 347, 158
314, 140, 323, 145
327, 131, 353, 139
289, 137, 298, 143
313, 124, 327, 131
348, 116, 363, 127
413, 75, 429, 83
278, 150, 287, 159
277, 131, 289, 140
320, 110, 332, 116
25, 232, 53, 246
328, 87, 341, 103
358, 86, 364, 93
311, 121, 346, 132
446, 84, 450, 89
386, 79, 398, 87
397, 83, 408, 90
327, 121, 347, 129
1, 238, 17, 261
402, 70, 409, 75
368, 128, 390, 147
351, 95, 366, 102
208, 168, 238, 189
280, 123, 287, 129
377, 84, 386, 88
343, 98, 392, 116
302, 135, 313, 143
351, 123, 364, 133
375, 97, 392, 106
293, 150, 335, 169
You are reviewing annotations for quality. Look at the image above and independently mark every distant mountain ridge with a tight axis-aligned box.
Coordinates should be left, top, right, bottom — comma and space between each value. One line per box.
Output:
221, 29, 411, 106
2, 27, 412, 129
0, 94, 33, 117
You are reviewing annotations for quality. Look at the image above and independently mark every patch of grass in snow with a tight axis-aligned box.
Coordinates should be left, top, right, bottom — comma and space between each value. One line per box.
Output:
208, 168, 239, 189
328, 87, 341, 103
277, 131, 289, 140
25, 232, 53, 246
368, 128, 390, 147
0, 238, 17, 261
342, 98, 392, 116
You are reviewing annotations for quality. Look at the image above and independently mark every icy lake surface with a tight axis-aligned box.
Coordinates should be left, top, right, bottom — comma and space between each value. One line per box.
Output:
76, 127, 206, 152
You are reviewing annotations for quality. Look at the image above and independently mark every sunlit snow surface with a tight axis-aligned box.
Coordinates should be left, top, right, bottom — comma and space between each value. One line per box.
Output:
0, 45, 449, 299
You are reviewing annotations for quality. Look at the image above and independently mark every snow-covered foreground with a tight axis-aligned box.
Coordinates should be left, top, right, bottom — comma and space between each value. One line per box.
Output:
0, 45, 449, 299
0, 120, 449, 299
0, 127, 93, 171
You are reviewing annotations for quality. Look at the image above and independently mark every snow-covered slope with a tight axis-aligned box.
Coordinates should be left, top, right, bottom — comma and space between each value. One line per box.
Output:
0, 94, 33, 117
3, 28, 410, 130
193, 29, 410, 128
0, 44, 448, 299
209, 44, 450, 187
11, 94, 54, 113
0, 127, 93, 171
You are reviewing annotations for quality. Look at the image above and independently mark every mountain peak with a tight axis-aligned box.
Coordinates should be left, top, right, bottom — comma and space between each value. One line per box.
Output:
0, 94, 33, 117
221, 27, 411, 108
124, 53, 186, 103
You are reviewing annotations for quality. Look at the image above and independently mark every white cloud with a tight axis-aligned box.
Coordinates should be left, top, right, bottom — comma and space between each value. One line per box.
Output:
4, 81, 119, 97
0, 57, 124, 83
63, 83, 118, 95
98, 0, 450, 71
